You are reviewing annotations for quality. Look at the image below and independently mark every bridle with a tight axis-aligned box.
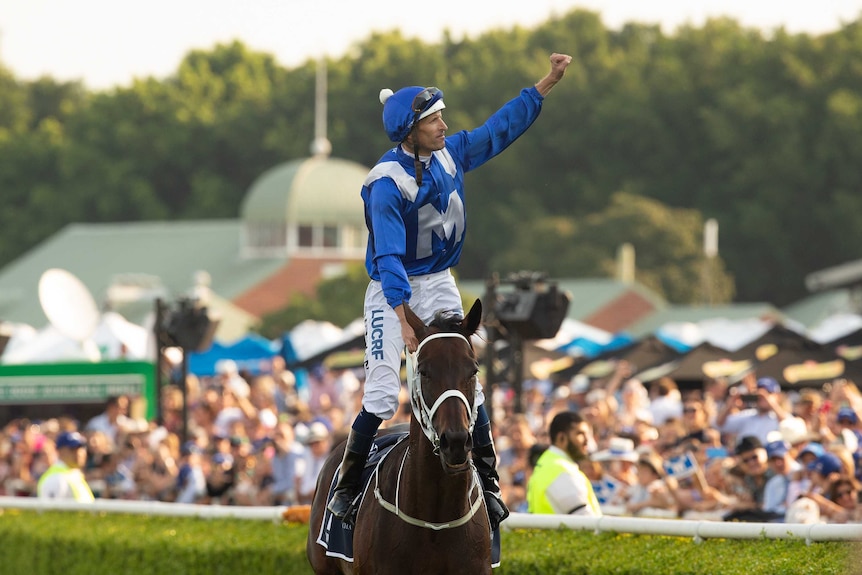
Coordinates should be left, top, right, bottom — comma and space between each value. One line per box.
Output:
406, 332, 479, 453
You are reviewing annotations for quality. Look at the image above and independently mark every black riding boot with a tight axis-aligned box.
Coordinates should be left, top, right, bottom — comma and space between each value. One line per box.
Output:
327, 427, 375, 523
473, 438, 510, 532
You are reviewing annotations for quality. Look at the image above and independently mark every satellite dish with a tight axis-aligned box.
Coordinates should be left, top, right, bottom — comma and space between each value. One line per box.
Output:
38, 268, 101, 343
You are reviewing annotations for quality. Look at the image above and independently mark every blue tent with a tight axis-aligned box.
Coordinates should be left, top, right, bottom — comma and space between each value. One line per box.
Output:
556, 333, 636, 359
188, 334, 281, 377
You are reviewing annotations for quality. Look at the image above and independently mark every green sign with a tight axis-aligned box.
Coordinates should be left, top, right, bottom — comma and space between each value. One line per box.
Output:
0, 361, 156, 419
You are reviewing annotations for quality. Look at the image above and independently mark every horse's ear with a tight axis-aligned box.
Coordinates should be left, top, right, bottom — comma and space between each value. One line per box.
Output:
403, 302, 428, 339
462, 299, 482, 338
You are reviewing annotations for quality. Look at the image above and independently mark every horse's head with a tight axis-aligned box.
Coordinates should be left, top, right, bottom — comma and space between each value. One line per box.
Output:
404, 299, 482, 475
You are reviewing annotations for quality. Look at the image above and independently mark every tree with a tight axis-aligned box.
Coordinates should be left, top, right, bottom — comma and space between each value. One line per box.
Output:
3, 15, 862, 310
491, 192, 735, 304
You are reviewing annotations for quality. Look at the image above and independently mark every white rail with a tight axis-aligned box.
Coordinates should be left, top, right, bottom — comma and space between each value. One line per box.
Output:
2, 496, 860, 544
0, 496, 287, 522
502, 512, 862, 544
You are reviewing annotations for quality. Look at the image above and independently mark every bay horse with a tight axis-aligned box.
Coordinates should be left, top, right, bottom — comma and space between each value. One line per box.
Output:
307, 299, 493, 575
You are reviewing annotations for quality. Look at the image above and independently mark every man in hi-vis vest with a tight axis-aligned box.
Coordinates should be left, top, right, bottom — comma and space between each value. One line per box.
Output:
37, 431, 94, 502
527, 411, 601, 516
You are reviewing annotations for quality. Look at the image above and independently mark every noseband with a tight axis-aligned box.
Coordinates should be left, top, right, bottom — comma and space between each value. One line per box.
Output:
406, 332, 479, 452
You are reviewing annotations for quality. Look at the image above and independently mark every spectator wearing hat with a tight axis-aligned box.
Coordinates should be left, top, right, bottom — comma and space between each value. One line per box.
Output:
778, 416, 816, 459
326, 52, 573, 531
798, 441, 826, 467
297, 421, 331, 504
37, 431, 94, 502
807, 452, 844, 494
761, 440, 801, 521
175, 441, 206, 503
825, 407, 862, 462
592, 436, 640, 491
717, 377, 791, 447
836, 406, 860, 433
793, 452, 851, 522
785, 441, 823, 503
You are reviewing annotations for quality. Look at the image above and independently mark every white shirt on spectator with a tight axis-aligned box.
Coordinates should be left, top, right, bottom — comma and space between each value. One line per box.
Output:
721, 410, 781, 446
213, 406, 244, 438
85, 412, 130, 445
648, 392, 683, 426
270, 442, 307, 504
763, 460, 801, 514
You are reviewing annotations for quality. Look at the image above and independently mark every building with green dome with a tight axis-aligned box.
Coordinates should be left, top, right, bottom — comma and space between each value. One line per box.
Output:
0, 154, 370, 341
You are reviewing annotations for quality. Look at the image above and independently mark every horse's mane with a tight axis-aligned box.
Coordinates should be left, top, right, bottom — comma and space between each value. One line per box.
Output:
428, 310, 464, 332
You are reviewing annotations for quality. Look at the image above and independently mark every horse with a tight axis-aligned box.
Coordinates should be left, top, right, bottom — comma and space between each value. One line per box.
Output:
307, 299, 493, 575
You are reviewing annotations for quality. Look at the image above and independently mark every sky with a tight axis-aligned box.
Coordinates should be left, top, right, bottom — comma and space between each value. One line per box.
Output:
2, 0, 862, 90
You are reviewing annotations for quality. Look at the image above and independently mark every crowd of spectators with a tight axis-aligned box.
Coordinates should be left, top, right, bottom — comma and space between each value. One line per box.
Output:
2, 353, 861, 524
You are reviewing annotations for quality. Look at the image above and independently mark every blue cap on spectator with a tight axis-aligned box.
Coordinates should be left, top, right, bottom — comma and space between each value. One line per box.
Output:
837, 407, 858, 425
181, 441, 202, 456
765, 440, 789, 459
55, 431, 87, 450
212, 452, 233, 465
756, 377, 781, 394
798, 442, 825, 460
808, 452, 842, 476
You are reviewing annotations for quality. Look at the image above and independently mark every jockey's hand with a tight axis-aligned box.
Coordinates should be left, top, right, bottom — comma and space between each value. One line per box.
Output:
402, 324, 418, 353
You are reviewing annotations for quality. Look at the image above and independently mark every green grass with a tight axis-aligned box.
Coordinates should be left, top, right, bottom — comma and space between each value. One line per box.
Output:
497, 529, 861, 575
0, 509, 858, 574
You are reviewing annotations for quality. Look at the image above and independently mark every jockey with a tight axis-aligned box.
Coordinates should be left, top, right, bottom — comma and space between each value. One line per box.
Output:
326, 53, 573, 531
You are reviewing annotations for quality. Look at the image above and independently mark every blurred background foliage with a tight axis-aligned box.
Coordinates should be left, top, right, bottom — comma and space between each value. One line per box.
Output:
3, 9, 862, 311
